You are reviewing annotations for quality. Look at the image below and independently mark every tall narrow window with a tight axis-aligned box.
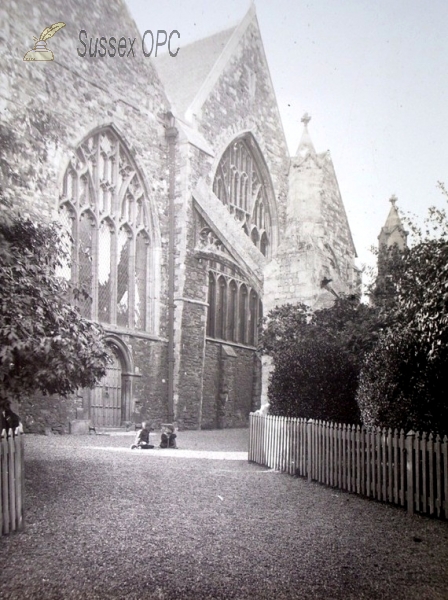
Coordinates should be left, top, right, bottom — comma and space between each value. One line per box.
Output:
98, 220, 112, 324
78, 212, 94, 318
238, 285, 248, 344
249, 290, 258, 346
135, 233, 149, 330
227, 280, 237, 342
117, 228, 130, 328
57, 204, 74, 280
213, 135, 272, 257
216, 276, 227, 339
260, 232, 268, 257
59, 127, 157, 332
207, 273, 216, 338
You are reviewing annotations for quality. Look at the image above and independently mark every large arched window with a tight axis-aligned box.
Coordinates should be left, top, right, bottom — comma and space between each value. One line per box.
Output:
213, 135, 273, 257
59, 127, 157, 333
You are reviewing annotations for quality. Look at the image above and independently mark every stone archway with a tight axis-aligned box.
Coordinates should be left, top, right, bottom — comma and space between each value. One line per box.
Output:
78, 338, 133, 428
88, 346, 123, 427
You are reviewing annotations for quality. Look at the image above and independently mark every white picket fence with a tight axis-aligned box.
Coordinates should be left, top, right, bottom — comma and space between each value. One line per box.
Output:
0, 428, 25, 535
249, 414, 448, 520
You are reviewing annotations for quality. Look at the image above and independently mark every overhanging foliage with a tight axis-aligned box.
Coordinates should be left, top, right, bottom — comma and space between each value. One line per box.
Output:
0, 207, 110, 408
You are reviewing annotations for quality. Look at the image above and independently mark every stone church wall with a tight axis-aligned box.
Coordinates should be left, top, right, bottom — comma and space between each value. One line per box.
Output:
1, 0, 173, 430
196, 19, 290, 236
19, 393, 78, 435
1, 0, 170, 217
202, 342, 255, 429
171, 17, 290, 428
129, 338, 169, 427
17, 335, 168, 434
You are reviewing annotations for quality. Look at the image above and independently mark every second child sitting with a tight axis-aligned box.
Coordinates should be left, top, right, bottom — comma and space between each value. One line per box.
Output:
130, 421, 154, 449
159, 424, 177, 448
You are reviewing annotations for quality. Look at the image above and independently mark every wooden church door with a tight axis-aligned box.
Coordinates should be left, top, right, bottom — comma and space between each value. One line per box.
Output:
89, 348, 123, 427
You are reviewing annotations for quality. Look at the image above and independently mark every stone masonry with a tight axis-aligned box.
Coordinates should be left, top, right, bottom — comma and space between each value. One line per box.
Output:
1, 2, 358, 431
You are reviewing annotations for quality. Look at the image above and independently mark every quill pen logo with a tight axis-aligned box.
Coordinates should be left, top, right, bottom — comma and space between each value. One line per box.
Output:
23, 22, 66, 61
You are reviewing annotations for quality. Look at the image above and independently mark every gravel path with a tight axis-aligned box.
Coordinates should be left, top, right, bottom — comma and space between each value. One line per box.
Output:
1, 429, 448, 600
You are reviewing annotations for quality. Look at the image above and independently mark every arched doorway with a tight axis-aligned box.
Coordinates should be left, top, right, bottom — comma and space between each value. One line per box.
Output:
89, 346, 123, 427
78, 339, 132, 428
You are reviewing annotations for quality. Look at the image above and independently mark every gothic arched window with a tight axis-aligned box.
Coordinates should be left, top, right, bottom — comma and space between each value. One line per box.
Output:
59, 127, 158, 333
213, 135, 272, 257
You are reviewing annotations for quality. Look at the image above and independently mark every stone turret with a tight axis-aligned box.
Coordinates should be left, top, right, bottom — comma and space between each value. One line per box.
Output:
263, 114, 358, 314
374, 196, 408, 305
261, 114, 359, 404
378, 195, 408, 251
375, 195, 408, 290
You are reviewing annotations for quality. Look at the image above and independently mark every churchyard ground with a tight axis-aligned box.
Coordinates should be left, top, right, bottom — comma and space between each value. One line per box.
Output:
1, 428, 447, 600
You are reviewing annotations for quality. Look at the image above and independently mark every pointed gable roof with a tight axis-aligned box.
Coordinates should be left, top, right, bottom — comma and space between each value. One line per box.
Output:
155, 26, 237, 117
155, 5, 266, 122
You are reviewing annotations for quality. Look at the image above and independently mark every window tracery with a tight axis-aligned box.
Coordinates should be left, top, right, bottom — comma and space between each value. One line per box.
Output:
213, 136, 272, 257
59, 127, 155, 332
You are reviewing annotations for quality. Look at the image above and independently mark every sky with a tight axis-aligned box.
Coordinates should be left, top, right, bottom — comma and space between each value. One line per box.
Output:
127, 0, 448, 272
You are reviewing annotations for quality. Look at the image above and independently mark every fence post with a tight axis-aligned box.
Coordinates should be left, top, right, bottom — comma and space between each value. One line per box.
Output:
307, 419, 313, 483
15, 428, 24, 531
406, 430, 415, 516
1, 428, 9, 535
443, 436, 448, 519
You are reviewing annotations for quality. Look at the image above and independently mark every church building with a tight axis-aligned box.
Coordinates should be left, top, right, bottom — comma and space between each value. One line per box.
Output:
0, 1, 359, 432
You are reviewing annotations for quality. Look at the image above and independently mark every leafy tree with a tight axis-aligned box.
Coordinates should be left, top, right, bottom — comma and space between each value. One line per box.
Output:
357, 327, 448, 435
358, 184, 448, 434
0, 207, 110, 410
260, 297, 382, 423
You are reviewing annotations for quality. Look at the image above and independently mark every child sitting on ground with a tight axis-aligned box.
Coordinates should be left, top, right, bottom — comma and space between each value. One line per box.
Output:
130, 421, 154, 449
159, 423, 177, 448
